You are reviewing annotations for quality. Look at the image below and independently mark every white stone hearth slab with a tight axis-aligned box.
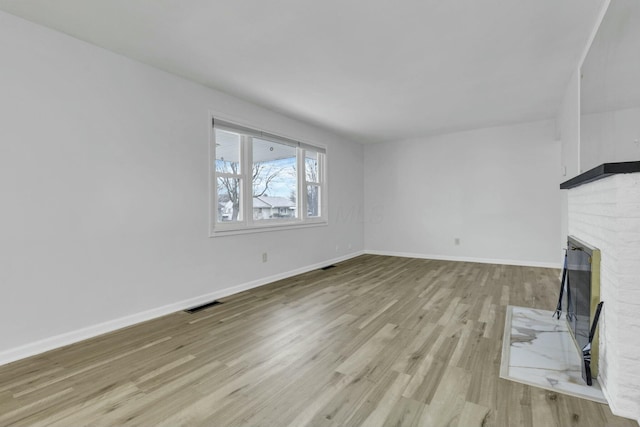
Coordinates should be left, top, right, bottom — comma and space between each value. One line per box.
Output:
500, 305, 607, 404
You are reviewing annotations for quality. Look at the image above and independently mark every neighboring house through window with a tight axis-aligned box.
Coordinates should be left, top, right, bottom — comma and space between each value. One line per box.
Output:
211, 117, 327, 235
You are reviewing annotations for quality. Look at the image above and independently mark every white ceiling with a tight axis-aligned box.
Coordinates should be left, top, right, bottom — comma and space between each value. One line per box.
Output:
0, 0, 605, 143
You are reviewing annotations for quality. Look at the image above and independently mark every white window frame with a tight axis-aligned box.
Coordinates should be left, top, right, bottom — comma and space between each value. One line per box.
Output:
209, 115, 327, 237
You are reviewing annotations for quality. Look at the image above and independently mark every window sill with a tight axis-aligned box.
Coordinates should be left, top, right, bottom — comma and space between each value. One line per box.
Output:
209, 219, 328, 237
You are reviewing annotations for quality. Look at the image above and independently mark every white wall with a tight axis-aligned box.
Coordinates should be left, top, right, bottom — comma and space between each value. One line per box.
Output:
558, 70, 582, 179
0, 11, 364, 363
581, 107, 640, 171
364, 120, 561, 267
558, 69, 582, 252
556, 0, 609, 251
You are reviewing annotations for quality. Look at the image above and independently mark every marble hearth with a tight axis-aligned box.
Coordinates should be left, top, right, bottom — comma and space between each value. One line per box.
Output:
500, 306, 607, 403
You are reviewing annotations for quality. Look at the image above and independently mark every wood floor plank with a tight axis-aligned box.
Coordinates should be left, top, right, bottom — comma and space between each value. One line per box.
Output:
359, 371, 411, 427
458, 401, 493, 427
417, 365, 471, 426
284, 373, 352, 427
383, 396, 427, 427
0, 255, 635, 426
335, 322, 399, 377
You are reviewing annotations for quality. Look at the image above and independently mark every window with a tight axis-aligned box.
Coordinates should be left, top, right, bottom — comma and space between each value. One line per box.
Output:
211, 117, 327, 235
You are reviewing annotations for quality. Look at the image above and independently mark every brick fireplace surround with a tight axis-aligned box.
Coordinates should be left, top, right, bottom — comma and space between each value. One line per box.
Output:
563, 163, 640, 422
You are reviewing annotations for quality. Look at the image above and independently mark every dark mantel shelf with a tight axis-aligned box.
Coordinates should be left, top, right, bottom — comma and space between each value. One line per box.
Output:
560, 161, 640, 189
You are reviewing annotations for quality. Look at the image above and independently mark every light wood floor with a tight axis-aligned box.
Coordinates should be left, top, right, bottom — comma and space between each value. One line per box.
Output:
0, 255, 635, 426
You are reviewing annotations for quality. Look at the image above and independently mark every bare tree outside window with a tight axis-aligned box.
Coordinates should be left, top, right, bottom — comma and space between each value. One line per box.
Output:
215, 129, 243, 221
305, 151, 321, 217
216, 130, 297, 221
252, 138, 297, 219
211, 119, 325, 234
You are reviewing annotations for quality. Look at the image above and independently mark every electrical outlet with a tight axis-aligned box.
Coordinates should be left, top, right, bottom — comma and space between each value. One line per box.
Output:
262, 252, 268, 263
454, 238, 460, 246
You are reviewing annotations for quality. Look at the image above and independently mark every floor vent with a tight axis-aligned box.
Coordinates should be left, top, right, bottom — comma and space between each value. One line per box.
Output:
321, 265, 337, 271
184, 300, 222, 314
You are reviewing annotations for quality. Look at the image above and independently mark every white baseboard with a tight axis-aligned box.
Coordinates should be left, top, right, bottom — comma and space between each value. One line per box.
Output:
0, 251, 365, 367
364, 249, 562, 269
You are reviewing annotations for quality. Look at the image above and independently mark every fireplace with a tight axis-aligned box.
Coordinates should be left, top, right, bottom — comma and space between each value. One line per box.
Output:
561, 161, 640, 421
564, 236, 601, 384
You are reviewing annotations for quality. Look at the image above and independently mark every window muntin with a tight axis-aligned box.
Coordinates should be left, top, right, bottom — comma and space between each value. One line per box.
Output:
304, 150, 322, 218
211, 118, 326, 235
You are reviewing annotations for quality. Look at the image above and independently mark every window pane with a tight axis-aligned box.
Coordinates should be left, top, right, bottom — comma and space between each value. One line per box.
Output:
307, 185, 320, 217
305, 151, 320, 183
215, 129, 241, 174
217, 177, 242, 222
252, 138, 297, 220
